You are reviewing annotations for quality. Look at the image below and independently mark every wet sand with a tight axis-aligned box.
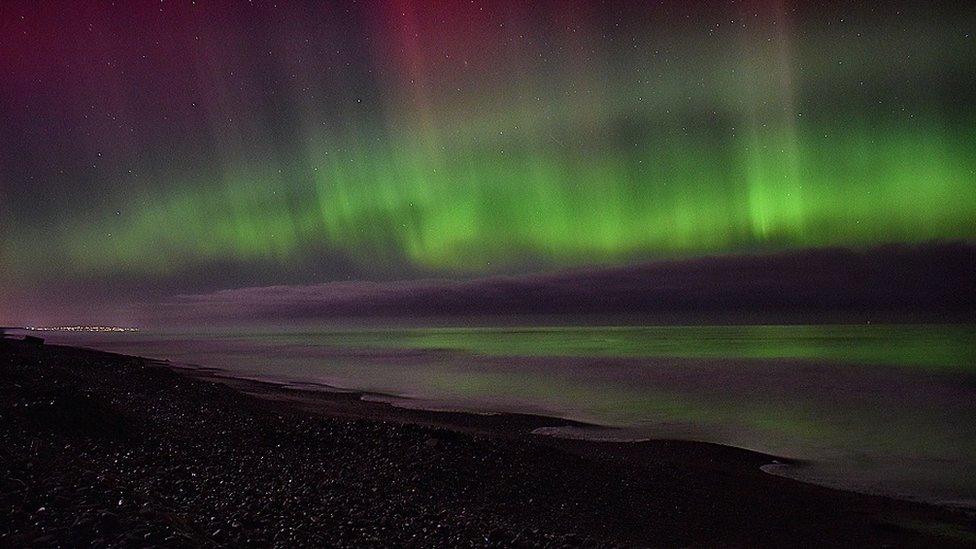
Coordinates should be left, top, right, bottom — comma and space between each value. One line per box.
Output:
2, 338, 975, 547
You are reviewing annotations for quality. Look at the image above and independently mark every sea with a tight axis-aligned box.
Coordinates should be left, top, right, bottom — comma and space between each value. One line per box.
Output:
39, 323, 976, 507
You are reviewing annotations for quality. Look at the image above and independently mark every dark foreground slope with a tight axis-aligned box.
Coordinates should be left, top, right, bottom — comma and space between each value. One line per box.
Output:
1, 339, 974, 547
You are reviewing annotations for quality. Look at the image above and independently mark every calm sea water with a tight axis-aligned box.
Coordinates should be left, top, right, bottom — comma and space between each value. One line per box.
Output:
43, 324, 976, 506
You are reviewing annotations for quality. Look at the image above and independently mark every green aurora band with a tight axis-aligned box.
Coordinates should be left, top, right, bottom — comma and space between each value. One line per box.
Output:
52, 117, 975, 276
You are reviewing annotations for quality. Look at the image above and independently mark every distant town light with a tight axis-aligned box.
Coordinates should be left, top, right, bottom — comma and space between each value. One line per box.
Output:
22, 326, 139, 333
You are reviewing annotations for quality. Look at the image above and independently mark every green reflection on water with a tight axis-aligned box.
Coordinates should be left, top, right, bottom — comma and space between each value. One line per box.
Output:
247, 324, 976, 372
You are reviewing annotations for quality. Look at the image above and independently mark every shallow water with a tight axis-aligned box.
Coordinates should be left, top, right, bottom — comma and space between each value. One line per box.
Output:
42, 324, 976, 506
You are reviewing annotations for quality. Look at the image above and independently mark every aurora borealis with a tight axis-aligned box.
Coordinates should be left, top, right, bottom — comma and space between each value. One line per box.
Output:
1, 0, 975, 323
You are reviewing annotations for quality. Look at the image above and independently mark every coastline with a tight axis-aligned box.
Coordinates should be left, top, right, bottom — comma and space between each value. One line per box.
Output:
2, 338, 975, 547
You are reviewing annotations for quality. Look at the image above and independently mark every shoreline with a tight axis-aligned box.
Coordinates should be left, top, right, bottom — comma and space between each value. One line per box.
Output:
3, 338, 975, 546
167, 356, 976, 510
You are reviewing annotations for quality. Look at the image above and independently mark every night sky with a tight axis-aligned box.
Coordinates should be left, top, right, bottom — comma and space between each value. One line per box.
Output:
1, 1, 974, 325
